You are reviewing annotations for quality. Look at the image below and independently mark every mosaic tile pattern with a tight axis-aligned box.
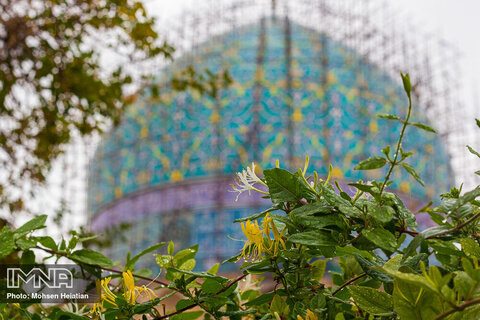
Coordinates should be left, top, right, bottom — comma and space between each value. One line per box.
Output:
88, 18, 454, 270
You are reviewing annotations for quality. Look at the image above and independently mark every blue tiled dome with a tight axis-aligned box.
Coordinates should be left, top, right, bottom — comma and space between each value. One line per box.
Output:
88, 18, 453, 270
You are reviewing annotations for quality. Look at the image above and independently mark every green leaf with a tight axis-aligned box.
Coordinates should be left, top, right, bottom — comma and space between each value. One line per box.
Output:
174, 244, 198, 268
290, 201, 333, 216
69, 249, 113, 267
201, 278, 223, 293
320, 185, 362, 217
125, 242, 166, 270
401, 72, 412, 96
207, 263, 220, 275
16, 238, 37, 250
354, 156, 386, 170
400, 162, 425, 186
467, 145, 480, 158
393, 279, 442, 320
334, 246, 373, 259
263, 168, 308, 203
382, 269, 436, 292
347, 286, 393, 315
269, 294, 289, 315
155, 254, 171, 269
354, 254, 393, 283
167, 269, 228, 283
176, 299, 195, 311
377, 114, 402, 121
288, 231, 337, 247
0, 227, 15, 259
460, 238, 480, 260
371, 206, 394, 224
14, 215, 47, 238
168, 241, 174, 255
363, 229, 397, 252
402, 234, 424, 262
244, 292, 274, 307
171, 311, 203, 320
311, 259, 327, 281
234, 205, 281, 223
217, 309, 257, 317
410, 122, 437, 133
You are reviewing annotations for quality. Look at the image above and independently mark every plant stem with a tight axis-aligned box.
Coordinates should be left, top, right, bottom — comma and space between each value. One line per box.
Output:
153, 274, 246, 320
35, 246, 171, 287
379, 94, 412, 198
433, 297, 480, 320
332, 273, 366, 296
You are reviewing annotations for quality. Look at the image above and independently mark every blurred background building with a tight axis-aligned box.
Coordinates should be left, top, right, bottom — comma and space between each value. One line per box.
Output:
85, 0, 467, 271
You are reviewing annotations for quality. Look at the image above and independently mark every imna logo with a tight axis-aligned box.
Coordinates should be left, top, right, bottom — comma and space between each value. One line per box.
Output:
7, 267, 73, 289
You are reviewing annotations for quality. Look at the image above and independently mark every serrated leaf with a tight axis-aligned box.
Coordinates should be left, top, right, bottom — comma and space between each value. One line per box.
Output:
410, 122, 437, 133
467, 145, 480, 158
354, 156, 386, 170
348, 286, 393, 315
400, 163, 424, 186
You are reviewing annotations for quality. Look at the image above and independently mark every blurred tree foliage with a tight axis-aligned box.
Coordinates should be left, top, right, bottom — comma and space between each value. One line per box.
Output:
0, 0, 231, 214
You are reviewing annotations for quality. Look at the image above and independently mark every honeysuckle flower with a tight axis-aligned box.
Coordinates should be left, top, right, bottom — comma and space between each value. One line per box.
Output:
297, 309, 318, 320
240, 219, 267, 261
122, 270, 156, 305
89, 277, 117, 316
100, 277, 118, 307
229, 162, 269, 201
263, 214, 287, 256
240, 214, 287, 261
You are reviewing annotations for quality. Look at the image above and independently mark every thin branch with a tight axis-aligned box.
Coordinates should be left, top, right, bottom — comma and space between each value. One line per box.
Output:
433, 297, 480, 320
427, 211, 480, 239
153, 274, 247, 320
379, 93, 412, 198
332, 273, 366, 296
35, 246, 170, 287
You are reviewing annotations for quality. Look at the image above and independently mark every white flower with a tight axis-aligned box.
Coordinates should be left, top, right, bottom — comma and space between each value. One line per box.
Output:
229, 162, 268, 201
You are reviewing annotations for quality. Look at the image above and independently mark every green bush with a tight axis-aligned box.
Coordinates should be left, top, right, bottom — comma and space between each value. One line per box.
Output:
3, 73, 480, 319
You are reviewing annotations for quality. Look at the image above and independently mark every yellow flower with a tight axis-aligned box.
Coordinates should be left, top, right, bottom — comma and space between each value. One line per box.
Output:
241, 219, 267, 261
263, 214, 287, 256
90, 277, 118, 316
297, 309, 318, 320
240, 214, 287, 261
100, 277, 118, 307
122, 270, 156, 305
